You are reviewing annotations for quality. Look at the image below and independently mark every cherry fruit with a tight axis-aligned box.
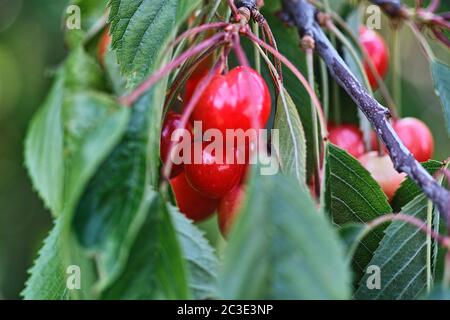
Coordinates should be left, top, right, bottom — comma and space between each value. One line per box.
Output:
160, 112, 192, 179
393, 117, 434, 162
218, 185, 245, 237
328, 124, 365, 158
370, 117, 434, 162
359, 26, 389, 90
170, 172, 218, 222
359, 152, 406, 201
191, 66, 271, 134
185, 142, 245, 199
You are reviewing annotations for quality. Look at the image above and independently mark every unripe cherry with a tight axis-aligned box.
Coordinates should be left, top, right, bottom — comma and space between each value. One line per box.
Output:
359, 152, 406, 201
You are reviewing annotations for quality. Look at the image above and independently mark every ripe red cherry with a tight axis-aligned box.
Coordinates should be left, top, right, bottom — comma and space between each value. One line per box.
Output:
218, 185, 245, 237
97, 27, 112, 65
191, 66, 271, 133
184, 142, 245, 199
370, 118, 434, 162
328, 124, 365, 158
359, 152, 406, 201
393, 117, 434, 162
184, 69, 208, 105
359, 26, 389, 90
160, 112, 192, 179
170, 172, 218, 222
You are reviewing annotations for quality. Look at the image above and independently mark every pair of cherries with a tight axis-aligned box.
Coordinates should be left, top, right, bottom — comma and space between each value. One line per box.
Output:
328, 118, 434, 200
161, 66, 271, 235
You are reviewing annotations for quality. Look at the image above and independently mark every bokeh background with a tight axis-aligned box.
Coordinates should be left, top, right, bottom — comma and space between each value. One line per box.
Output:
0, 0, 448, 299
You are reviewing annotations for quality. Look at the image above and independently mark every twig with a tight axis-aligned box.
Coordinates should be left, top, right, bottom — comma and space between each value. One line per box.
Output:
282, 0, 450, 224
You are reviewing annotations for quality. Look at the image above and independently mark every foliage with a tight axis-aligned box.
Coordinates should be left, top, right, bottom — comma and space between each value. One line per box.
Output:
16, 0, 450, 301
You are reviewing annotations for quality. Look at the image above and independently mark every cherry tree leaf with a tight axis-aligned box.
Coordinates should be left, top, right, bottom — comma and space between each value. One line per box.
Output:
220, 168, 351, 299
73, 0, 200, 284
101, 192, 189, 299
109, 0, 201, 86
25, 47, 129, 217
324, 144, 392, 284
273, 90, 307, 187
431, 61, 450, 137
355, 195, 438, 300
169, 206, 219, 300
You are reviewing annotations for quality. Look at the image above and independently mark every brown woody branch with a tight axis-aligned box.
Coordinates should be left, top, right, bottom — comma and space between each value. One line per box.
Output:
282, 0, 450, 222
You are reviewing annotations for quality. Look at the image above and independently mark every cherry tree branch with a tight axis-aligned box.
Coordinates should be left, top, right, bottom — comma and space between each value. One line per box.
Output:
282, 0, 450, 223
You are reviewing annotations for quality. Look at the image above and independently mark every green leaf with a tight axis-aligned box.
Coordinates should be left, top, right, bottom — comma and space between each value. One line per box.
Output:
431, 60, 450, 137
73, 79, 166, 284
101, 192, 189, 300
355, 195, 438, 300
260, 12, 316, 180
338, 223, 367, 263
22, 219, 69, 300
109, 0, 200, 86
25, 47, 129, 217
391, 160, 444, 212
324, 144, 392, 284
75, 0, 200, 283
22, 218, 97, 300
220, 168, 351, 299
169, 206, 219, 300
273, 90, 307, 187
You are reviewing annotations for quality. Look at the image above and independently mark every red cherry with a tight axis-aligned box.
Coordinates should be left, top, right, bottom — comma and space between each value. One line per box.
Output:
184, 142, 245, 199
370, 118, 434, 162
359, 152, 406, 201
97, 27, 112, 65
191, 66, 271, 133
160, 112, 192, 179
328, 124, 365, 158
359, 26, 389, 90
184, 69, 208, 105
218, 185, 245, 236
393, 117, 434, 162
170, 172, 218, 222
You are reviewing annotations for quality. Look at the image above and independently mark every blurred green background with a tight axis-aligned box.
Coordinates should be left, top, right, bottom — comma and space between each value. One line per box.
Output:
0, 0, 448, 299
0, 0, 66, 299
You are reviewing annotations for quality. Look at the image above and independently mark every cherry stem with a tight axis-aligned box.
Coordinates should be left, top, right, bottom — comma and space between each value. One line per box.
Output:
432, 28, 450, 48
164, 41, 224, 112
243, 27, 328, 139
227, 0, 241, 22
232, 33, 250, 67
427, 0, 440, 13
253, 10, 284, 82
169, 22, 230, 49
282, 0, 450, 224
119, 32, 226, 106
367, 213, 450, 250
